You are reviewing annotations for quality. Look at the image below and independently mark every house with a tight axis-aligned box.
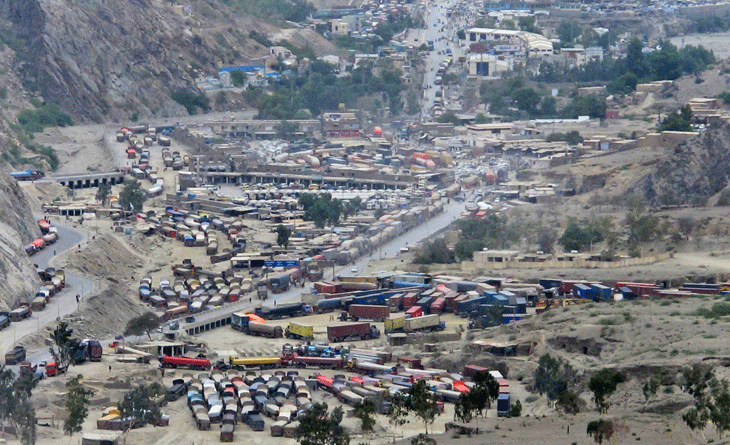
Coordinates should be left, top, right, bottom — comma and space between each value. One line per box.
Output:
321, 112, 361, 138
467, 54, 511, 78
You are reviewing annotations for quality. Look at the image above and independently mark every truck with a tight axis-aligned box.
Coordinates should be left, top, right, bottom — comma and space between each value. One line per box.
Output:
9, 306, 31, 322
342, 305, 390, 322
160, 355, 212, 370
384, 315, 405, 332
268, 274, 290, 294
497, 394, 511, 416
327, 323, 380, 342
228, 356, 282, 370
257, 282, 269, 299
4, 346, 26, 365
245, 319, 284, 338
45, 361, 68, 377
0, 311, 10, 330
255, 303, 311, 320
284, 355, 345, 369
86, 340, 103, 362
403, 315, 445, 332
285, 322, 314, 340
31, 296, 46, 311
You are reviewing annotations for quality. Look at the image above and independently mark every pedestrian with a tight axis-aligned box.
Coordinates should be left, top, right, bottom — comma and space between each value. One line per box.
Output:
161, 367, 165, 377
274, 300, 277, 306
76, 295, 80, 303
249, 297, 252, 303
108, 365, 112, 372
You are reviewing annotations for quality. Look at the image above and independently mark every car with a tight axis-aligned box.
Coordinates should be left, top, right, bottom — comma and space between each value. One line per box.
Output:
351, 267, 358, 274
400, 247, 410, 253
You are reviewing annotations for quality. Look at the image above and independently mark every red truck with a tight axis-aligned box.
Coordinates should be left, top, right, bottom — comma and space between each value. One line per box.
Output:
327, 323, 380, 342
342, 305, 390, 322
405, 306, 422, 318
160, 355, 212, 370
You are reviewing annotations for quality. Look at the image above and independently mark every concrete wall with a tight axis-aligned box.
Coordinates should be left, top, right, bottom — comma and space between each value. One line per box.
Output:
461, 252, 673, 273
637, 132, 695, 149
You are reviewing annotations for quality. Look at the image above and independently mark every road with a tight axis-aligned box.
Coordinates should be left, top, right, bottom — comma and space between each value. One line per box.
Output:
1, 220, 97, 362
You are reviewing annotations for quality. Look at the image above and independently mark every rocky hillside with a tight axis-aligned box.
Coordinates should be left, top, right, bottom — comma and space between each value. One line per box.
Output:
0, 172, 41, 311
642, 120, 730, 206
0, 0, 278, 123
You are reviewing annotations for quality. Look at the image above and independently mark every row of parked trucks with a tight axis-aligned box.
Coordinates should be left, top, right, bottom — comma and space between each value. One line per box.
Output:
0, 267, 67, 333
25, 218, 58, 255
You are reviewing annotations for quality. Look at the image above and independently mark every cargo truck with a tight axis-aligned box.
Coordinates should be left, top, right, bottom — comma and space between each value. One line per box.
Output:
327, 323, 380, 342
497, 394, 511, 416
341, 305, 390, 322
245, 320, 283, 338
384, 315, 405, 332
285, 322, 314, 340
160, 355, 212, 370
9, 306, 31, 322
31, 296, 47, 311
403, 315, 445, 332
5, 346, 26, 365
268, 274, 291, 294
0, 311, 10, 330
255, 303, 311, 320
229, 356, 282, 370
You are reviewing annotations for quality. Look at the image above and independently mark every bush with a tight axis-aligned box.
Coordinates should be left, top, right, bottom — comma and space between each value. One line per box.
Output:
17, 104, 73, 133
171, 89, 210, 115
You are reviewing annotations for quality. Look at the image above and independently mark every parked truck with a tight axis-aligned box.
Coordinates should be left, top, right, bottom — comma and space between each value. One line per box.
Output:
9, 306, 31, 322
228, 356, 282, 370
244, 319, 283, 338
268, 274, 290, 294
404, 315, 445, 332
255, 303, 311, 320
327, 323, 380, 342
5, 346, 26, 365
285, 322, 314, 340
0, 311, 10, 330
341, 305, 390, 322
160, 355, 211, 370
31, 296, 46, 311
384, 315, 405, 332
45, 361, 68, 377
256, 282, 268, 300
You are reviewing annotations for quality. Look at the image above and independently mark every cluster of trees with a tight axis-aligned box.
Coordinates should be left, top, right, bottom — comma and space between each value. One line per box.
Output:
659, 104, 692, 132
680, 363, 730, 440
479, 77, 607, 119
533, 354, 582, 414
454, 215, 521, 260
246, 58, 405, 119
17, 103, 73, 133
50, 321, 84, 370
545, 130, 584, 146
124, 312, 163, 340
118, 384, 165, 428
413, 239, 455, 264
119, 180, 146, 214
0, 366, 38, 444
558, 217, 613, 253
297, 193, 361, 228
534, 39, 714, 95
171, 88, 211, 115
555, 20, 616, 49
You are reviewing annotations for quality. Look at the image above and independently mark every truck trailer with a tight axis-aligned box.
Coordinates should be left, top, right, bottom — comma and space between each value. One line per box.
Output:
327, 323, 380, 342
403, 315, 445, 332
342, 304, 390, 322
285, 322, 314, 340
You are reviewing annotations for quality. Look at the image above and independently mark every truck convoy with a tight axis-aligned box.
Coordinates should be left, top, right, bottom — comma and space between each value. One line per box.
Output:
327, 323, 380, 342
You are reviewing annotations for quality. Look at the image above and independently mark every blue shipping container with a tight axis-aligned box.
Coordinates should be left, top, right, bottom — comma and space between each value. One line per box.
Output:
573, 283, 592, 299
619, 287, 636, 300
539, 278, 562, 289
590, 284, 612, 301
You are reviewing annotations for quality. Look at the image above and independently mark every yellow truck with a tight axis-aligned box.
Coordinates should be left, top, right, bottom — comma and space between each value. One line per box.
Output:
228, 356, 281, 370
384, 315, 405, 333
285, 322, 314, 340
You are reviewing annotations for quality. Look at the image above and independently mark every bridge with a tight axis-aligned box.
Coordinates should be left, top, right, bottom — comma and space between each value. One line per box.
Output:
54, 171, 126, 189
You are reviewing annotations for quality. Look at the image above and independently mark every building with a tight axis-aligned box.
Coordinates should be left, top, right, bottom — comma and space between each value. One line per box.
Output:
465, 27, 553, 57
321, 112, 360, 138
467, 54, 511, 78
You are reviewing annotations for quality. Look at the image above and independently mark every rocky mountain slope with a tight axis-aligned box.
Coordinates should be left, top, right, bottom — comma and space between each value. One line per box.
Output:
0, 0, 278, 122
641, 119, 730, 206
0, 172, 41, 311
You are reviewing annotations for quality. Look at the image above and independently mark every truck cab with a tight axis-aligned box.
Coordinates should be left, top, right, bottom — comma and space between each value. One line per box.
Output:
45, 361, 67, 377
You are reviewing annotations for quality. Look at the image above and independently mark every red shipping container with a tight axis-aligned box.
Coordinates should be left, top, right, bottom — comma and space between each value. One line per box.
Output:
430, 297, 446, 315
402, 294, 418, 309
389, 294, 403, 311
497, 378, 510, 394
559, 280, 590, 295
463, 365, 488, 378
405, 306, 422, 317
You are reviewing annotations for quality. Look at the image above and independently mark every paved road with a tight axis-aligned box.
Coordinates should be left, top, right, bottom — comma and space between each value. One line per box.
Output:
1, 220, 96, 361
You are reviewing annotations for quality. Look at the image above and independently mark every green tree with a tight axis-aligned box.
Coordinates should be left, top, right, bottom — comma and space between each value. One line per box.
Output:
296, 403, 349, 445
119, 179, 145, 214
514, 88, 541, 115
626, 207, 658, 248
474, 113, 488, 124
454, 371, 499, 432
559, 218, 603, 252
276, 120, 300, 140
276, 224, 292, 249
518, 16, 540, 34
642, 375, 660, 411
537, 227, 557, 253
533, 354, 567, 405
124, 312, 162, 341
230, 70, 247, 87
626, 37, 647, 78
406, 380, 440, 434
556, 390, 581, 414
388, 393, 409, 437
299, 193, 343, 228
50, 321, 81, 369
659, 104, 692, 132
557, 20, 581, 45
457, 29, 466, 40
64, 375, 91, 436
589, 369, 626, 413
0, 365, 38, 444
95, 183, 111, 207
562, 94, 607, 119
413, 238, 455, 264
354, 400, 376, 433
118, 384, 162, 428
436, 111, 461, 125
586, 419, 615, 444
508, 399, 522, 417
